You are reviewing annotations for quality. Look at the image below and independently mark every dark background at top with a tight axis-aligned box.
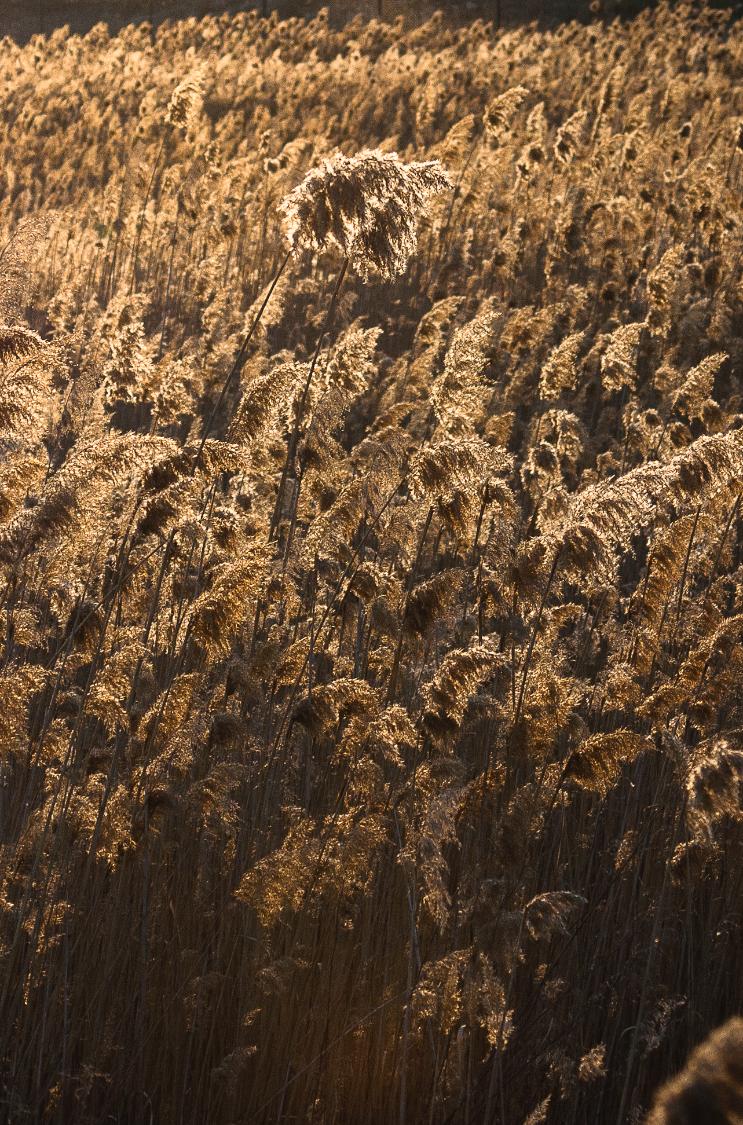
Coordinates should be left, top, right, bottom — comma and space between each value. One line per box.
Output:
1, 0, 714, 44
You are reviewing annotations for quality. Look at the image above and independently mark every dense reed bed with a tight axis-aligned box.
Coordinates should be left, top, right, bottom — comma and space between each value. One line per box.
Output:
0, 3, 741, 1121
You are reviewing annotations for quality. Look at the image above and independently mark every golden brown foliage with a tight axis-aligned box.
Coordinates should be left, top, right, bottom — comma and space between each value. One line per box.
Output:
0, 3, 741, 1124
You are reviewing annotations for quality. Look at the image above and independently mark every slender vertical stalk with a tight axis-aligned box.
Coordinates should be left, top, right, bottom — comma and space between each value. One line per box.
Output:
270, 256, 348, 544
386, 506, 434, 704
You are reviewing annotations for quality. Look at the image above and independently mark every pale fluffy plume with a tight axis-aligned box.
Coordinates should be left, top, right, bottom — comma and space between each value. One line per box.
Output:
423, 641, 508, 745
567, 730, 651, 797
539, 332, 584, 400
409, 436, 512, 503
432, 303, 499, 435
484, 85, 530, 142
601, 322, 645, 393
165, 69, 205, 130
686, 738, 743, 839
671, 353, 727, 421
554, 108, 590, 165
280, 149, 451, 280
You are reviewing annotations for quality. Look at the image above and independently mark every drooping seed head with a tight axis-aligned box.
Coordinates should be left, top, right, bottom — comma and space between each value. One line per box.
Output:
279, 148, 451, 280
165, 70, 205, 130
0, 325, 44, 365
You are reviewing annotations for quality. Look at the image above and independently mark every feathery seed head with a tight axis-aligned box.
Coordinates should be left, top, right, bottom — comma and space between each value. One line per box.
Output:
279, 149, 451, 280
524, 891, 586, 941
484, 86, 530, 142
687, 739, 743, 837
0, 325, 44, 365
554, 109, 589, 165
165, 70, 205, 130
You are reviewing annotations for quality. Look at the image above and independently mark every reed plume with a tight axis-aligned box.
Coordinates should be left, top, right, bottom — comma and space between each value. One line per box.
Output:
280, 149, 451, 279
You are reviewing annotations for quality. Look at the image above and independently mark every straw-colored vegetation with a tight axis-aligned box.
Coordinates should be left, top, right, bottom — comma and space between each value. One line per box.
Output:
0, 3, 741, 1122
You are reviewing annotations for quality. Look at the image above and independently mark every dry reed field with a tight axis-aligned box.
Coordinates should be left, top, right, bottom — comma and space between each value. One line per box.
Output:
0, 3, 742, 1122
